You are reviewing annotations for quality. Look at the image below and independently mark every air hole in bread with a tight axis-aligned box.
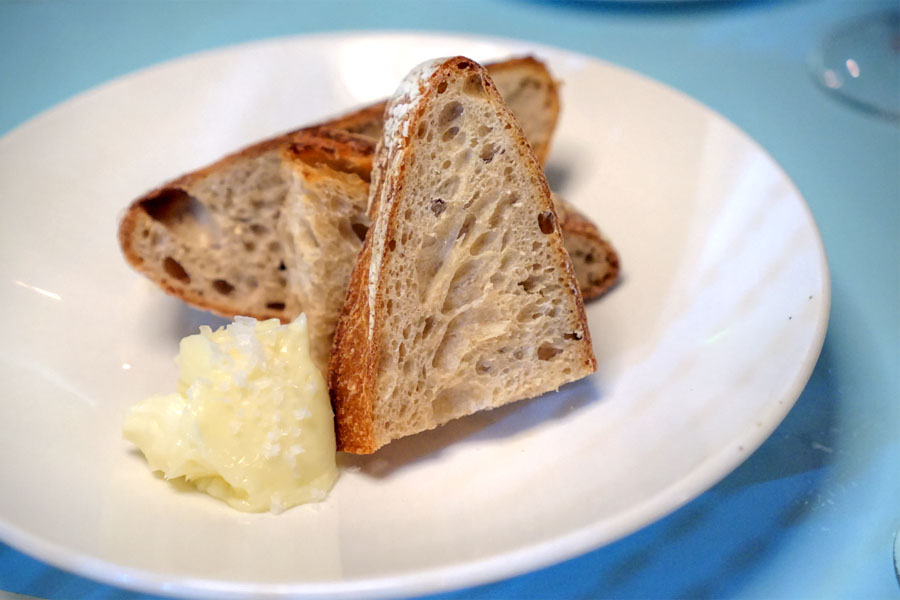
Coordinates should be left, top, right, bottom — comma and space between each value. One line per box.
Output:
478, 125, 493, 137
480, 143, 496, 163
266, 301, 286, 311
250, 223, 268, 235
538, 343, 562, 361
352, 222, 369, 241
422, 316, 435, 338
500, 230, 512, 252
519, 276, 538, 294
442, 126, 459, 141
514, 350, 524, 360
456, 148, 473, 166
518, 275, 542, 293
268, 240, 282, 253
456, 213, 475, 240
469, 230, 496, 255
475, 359, 491, 375
437, 81, 448, 94
162, 257, 190, 283
489, 191, 520, 228
212, 279, 234, 295
456, 60, 471, 70
277, 260, 287, 271
417, 123, 428, 139
464, 74, 484, 97
243, 240, 255, 251
442, 259, 483, 313
538, 211, 556, 234
564, 331, 584, 340
439, 101, 464, 125
141, 188, 205, 227
388, 239, 397, 251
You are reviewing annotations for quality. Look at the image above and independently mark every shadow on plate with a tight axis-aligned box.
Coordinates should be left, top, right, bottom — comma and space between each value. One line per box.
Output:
339, 375, 605, 478
544, 159, 574, 194
171, 305, 231, 340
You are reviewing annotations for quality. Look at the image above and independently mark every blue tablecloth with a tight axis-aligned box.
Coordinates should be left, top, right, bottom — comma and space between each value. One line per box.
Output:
1, 1, 897, 598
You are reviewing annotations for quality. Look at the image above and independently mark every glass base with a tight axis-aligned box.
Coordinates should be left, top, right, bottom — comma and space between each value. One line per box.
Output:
809, 11, 900, 119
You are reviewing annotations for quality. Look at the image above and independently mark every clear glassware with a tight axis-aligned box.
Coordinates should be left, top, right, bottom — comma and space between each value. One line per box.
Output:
808, 10, 900, 119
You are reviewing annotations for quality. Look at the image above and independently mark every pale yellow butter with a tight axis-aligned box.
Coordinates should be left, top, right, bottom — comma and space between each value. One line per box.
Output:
123, 314, 338, 513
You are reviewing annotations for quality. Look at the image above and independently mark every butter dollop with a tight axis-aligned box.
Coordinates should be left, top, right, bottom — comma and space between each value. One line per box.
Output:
123, 314, 338, 513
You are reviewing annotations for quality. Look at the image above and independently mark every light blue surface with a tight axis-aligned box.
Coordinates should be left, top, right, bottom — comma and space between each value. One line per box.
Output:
1, 0, 897, 598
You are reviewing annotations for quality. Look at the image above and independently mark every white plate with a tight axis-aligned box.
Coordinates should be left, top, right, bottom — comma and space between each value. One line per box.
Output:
0, 32, 829, 599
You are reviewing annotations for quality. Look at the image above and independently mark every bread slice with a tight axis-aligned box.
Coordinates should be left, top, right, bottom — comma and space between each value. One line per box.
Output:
328, 57, 597, 454
323, 56, 560, 164
277, 130, 375, 372
553, 194, 620, 299
118, 132, 301, 322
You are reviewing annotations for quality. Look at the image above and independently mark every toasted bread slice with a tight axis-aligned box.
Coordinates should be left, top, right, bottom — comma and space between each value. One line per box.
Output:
328, 57, 597, 454
323, 56, 560, 164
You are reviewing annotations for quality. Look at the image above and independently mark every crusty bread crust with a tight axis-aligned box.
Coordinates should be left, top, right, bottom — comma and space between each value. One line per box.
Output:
283, 126, 376, 182
327, 227, 379, 452
328, 57, 596, 454
321, 56, 560, 165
